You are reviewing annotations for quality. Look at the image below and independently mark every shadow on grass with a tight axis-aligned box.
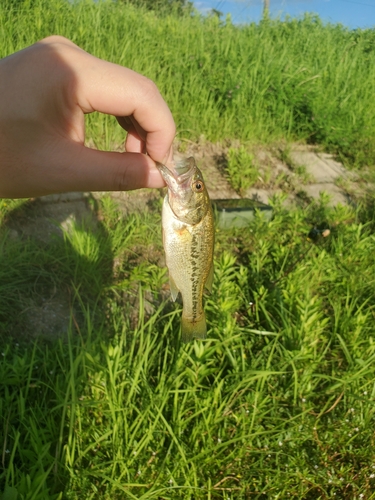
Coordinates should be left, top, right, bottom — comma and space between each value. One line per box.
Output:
0, 193, 180, 497
0, 194, 113, 339
0, 194, 116, 496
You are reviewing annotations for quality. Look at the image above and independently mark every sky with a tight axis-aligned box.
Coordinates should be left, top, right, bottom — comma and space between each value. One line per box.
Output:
193, 0, 375, 29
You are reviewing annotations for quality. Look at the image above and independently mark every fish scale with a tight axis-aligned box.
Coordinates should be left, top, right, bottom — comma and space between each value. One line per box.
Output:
156, 157, 214, 342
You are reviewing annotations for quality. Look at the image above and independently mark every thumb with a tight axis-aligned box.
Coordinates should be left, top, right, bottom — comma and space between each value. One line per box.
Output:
4, 142, 166, 199
67, 146, 166, 192
57, 143, 167, 194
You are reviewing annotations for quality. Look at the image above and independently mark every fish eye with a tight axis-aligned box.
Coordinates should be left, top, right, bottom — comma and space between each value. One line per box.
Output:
193, 180, 204, 192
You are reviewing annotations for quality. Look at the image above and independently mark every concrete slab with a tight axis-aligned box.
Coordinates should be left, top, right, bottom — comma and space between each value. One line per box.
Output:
25, 294, 72, 338
243, 188, 283, 205
290, 150, 350, 183
92, 188, 162, 215
301, 183, 351, 206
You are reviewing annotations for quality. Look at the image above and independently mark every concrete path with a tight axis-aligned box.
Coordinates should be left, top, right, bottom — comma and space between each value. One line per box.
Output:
288, 148, 358, 206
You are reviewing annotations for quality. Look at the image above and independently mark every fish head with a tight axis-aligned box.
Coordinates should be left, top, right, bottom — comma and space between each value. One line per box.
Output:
156, 157, 211, 225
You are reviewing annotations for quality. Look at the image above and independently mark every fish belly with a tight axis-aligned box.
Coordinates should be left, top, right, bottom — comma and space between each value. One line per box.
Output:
162, 197, 214, 342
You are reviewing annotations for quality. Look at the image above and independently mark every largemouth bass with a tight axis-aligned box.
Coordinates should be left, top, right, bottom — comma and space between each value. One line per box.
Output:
156, 157, 214, 342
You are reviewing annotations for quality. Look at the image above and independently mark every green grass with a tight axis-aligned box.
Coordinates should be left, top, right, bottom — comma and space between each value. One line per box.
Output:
225, 146, 259, 195
1, 195, 375, 498
2, 2, 375, 497
1, 0, 375, 167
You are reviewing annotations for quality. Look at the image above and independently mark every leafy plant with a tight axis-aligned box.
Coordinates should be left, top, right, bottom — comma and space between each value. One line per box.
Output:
226, 146, 260, 194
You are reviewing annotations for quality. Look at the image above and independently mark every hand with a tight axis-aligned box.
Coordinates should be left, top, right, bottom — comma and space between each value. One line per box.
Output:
0, 36, 176, 198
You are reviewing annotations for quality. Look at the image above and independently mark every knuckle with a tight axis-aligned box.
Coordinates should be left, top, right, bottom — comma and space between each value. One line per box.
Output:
137, 76, 160, 102
170, 120, 177, 138
38, 35, 75, 48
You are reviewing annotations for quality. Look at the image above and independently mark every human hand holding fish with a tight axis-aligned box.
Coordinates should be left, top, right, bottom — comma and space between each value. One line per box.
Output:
156, 158, 214, 342
0, 36, 175, 198
0, 37, 214, 343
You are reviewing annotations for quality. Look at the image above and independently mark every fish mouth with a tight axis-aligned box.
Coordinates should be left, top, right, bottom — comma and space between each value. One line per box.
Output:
174, 157, 196, 180
156, 157, 196, 191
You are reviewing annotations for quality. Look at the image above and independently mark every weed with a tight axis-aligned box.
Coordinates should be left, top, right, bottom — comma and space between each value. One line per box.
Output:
293, 164, 313, 184
226, 146, 260, 194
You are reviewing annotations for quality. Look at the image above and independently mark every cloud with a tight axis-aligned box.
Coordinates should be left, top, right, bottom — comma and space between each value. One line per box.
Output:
193, 1, 217, 14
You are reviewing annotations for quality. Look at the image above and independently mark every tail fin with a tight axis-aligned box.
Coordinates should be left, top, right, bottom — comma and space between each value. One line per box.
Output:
181, 313, 207, 343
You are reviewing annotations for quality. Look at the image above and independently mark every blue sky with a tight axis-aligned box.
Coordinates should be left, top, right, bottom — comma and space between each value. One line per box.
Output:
193, 0, 375, 29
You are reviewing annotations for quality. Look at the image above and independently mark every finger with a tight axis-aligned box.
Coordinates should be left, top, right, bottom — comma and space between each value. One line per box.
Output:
37, 35, 82, 50
61, 143, 166, 193
70, 50, 176, 162
117, 116, 146, 154
2, 143, 165, 199
117, 115, 146, 141
34, 37, 175, 162
125, 132, 146, 154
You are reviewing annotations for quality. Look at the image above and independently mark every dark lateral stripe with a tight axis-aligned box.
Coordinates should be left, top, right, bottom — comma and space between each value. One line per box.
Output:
190, 232, 201, 322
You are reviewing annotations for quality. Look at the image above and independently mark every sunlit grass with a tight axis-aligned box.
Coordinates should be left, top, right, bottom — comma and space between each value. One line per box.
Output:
1, 2, 375, 497
1, 0, 375, 167
1, 195, 375, 498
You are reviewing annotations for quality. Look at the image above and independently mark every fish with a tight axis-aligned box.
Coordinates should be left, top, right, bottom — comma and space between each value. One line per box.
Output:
156, 157, 214, 342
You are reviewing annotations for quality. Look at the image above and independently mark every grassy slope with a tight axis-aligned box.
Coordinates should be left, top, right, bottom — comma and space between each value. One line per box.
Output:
1, 0, 375, 166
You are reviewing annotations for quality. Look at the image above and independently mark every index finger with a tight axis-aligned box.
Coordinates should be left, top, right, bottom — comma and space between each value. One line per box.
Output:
77, 51, 175, 162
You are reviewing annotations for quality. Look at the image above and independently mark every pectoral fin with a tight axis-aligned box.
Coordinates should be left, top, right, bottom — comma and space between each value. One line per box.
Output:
169, 274, 180, 302
204, 263, 214, 294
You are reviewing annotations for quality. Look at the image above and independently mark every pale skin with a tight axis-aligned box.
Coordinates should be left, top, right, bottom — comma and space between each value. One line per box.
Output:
0, 36, 176, 199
